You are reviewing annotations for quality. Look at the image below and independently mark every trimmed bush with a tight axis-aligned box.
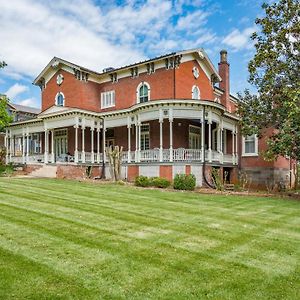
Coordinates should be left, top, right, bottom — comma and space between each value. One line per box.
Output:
150, 177, 171, 188
135, 175, 150, 187
173, 174, 196, 191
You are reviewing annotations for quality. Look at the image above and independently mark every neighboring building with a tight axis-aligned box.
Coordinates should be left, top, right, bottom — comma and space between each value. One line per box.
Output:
5, 48, 295, 188
0, 102, 40, 149
7, 103, 41, 122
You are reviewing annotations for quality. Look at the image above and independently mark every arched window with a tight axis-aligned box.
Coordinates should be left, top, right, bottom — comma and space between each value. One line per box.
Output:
55, 92, 65, 106
137, 82, 150, 103
192, 85, 200, 100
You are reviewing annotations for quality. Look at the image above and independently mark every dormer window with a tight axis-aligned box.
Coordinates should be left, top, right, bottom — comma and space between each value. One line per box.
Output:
55, 92, 65, 106
137, 82, 150, 103
192, 85, 200, 100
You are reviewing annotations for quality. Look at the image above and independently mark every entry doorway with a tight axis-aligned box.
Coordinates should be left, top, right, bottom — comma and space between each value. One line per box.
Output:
54, 129, 68, 161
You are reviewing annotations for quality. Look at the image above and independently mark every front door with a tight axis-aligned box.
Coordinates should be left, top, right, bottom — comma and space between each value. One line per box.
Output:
54, 129, 68, 161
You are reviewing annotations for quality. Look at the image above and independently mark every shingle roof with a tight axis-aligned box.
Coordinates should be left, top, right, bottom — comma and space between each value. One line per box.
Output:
10, 103, 41, 114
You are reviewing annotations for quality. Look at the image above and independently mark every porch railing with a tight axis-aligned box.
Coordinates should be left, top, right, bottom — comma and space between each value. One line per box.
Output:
8, 149, 237, 165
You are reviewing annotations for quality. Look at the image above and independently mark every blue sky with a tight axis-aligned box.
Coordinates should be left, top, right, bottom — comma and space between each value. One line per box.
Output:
0, 0, 265, 108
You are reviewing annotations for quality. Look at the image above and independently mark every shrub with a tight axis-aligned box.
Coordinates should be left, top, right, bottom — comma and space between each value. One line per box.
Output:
150, 177, 170, 188
135, 175, 150, 187
0, 163, 14, 177
211, 168, 224, 191
173, 174, 196, 191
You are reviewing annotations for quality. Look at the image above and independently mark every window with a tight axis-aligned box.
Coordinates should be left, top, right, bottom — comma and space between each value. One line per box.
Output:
192, 85, 200, 100
31, 133, 41, 154
242, 134, 258, 156
101, 91, 115, 109
55, 92, 65, 106
189, 125, 201, 149
140, 124, 150, 150
137, 82, 150, 103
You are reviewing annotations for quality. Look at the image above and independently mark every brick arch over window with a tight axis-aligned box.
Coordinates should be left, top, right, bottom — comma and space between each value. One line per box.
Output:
136, 82, 150, 103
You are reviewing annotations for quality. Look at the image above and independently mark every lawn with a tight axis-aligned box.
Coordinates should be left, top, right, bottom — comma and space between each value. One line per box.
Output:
0, 178, 299, 299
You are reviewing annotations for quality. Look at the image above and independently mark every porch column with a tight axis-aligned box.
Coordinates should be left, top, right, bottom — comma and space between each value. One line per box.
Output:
208, 121, 212, 162
74, 125, 79, 163
91, 127, 94, 163
201, 118, 205, 162
96, 128, 100, 163
232, 130, 235, 164
127, 124, 131, 163
44, 130, 48, 163
22, 132, 26, 164
135, 123, 139, 162
26, 133, 29, 162
219, 121, 224, 164
235, 126, 238, 165
159, 120, 163, 162
102, 127, 106, 163
81, 126, 85, 163
169, 118, 173, 162
9, 132, 12, 161
51, 130, 55, 163
138, 123, 141, 162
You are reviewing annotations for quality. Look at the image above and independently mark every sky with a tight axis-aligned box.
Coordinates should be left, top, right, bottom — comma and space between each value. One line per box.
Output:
0, 0, 266, 108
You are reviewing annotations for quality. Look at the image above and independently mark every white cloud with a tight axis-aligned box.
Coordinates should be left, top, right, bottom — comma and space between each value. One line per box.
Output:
176, 10, 210, 31
0, 0, 218, 83
5, 83, 29, 99
222, 27, 256, 51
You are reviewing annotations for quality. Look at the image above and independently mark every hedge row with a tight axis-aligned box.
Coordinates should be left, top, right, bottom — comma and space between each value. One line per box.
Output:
135, 174, 196, 191
135, 176, 171, 188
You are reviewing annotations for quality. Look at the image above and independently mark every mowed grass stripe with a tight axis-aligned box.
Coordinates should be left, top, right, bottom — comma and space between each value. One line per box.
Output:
0, 186, 290, 249
1, 179, 297, 233
0, 178, 299, 299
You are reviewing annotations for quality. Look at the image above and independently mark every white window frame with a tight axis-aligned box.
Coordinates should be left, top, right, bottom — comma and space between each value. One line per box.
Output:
136, 82, 150, 104
189, 125, 201, 149
242, 134, 258, 156
192, 85, 200, 100
101, 90, 115, 109
55, 92, 65, 106
140, 123, 150, 150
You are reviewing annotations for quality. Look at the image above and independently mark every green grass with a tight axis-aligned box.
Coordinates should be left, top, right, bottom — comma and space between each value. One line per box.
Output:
0, 178, 299, 299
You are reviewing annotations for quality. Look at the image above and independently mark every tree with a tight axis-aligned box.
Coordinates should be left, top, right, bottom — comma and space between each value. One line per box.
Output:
238, 0, 300, 162
0, 61, 7, 69
0, 61, 13, 132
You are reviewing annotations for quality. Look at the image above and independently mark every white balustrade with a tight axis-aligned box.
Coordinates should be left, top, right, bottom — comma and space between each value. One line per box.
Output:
173, 149, 202, 161
140, 149, 160, 162
223, 154, 233, 163
211, 150, 220, 162
11, 149, 234, 165
27, 154, 44, 163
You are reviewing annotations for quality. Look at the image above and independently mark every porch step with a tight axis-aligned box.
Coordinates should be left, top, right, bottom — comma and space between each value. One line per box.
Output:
224, 184, 235, 191
30, 165, 57, 178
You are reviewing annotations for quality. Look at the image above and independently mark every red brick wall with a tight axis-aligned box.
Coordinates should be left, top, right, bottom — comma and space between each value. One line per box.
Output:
42, 70, 101, 112
159, 165, 172, 181
100, 67, 175, 112
175, 61, 214, 100
42, 60, 217, 114
241, 129, 290, 169
56, 165, 102, 179
127, 165, 139, 181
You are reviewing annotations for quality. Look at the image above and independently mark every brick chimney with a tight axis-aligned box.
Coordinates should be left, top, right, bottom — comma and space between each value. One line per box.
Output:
218, 50, 230, 108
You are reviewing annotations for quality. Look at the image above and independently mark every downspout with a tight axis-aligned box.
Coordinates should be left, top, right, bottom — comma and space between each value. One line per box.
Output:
202, 105, 215, 189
